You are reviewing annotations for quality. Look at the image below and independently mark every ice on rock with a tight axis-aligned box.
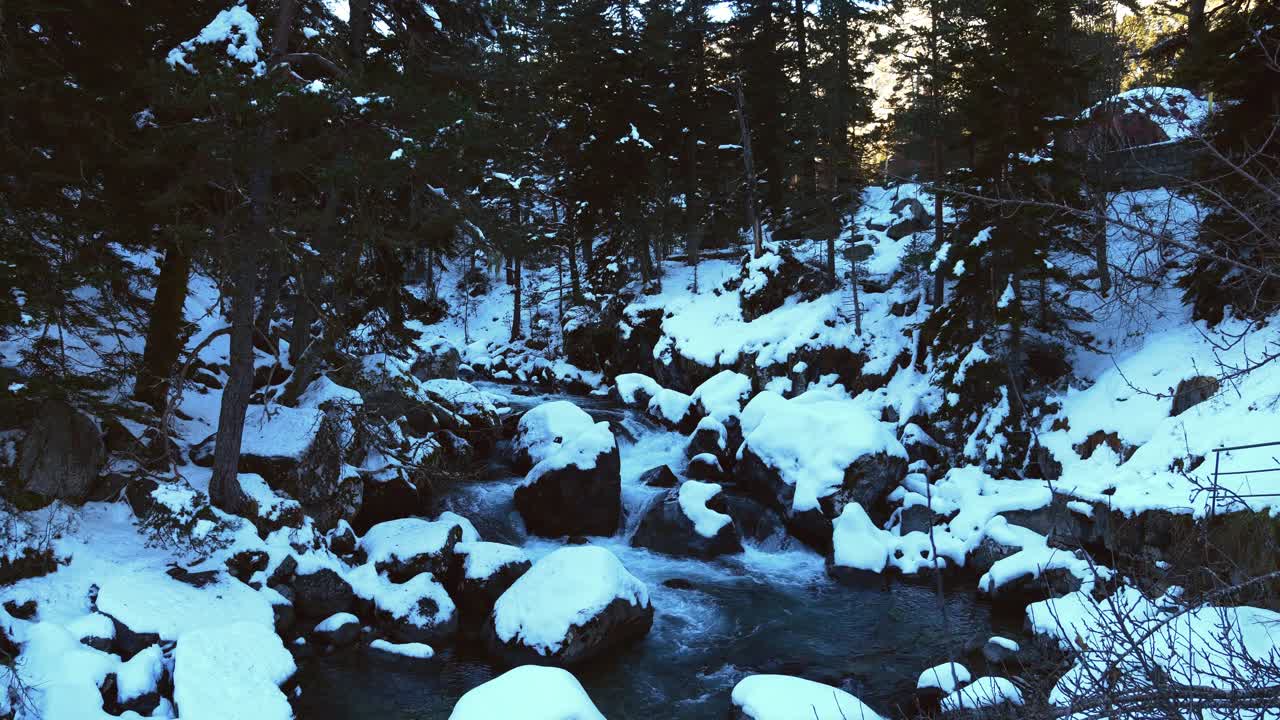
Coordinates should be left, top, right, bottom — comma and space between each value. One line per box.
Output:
731, 674, 887, 720
173, 622, 296, 720
448, 665, 605, 720
514, 400, 597, 467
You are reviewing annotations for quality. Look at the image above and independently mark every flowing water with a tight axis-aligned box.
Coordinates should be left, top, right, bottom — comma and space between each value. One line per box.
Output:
295, 384, 1022, 719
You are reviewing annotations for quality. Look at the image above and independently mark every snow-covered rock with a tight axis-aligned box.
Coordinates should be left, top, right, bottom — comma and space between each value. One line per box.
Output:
690, 370, 752, 423
940, 676, 1023, 713
730, 674, 886, 720
615, 372, 662, 408
632, 481, 742, 558
737, 391, 907, 551
917, 662, 971, 694
358, 513, 477, 581
514, 419, 621, 538
485, 546, 653, 667
828, 502, 893, 586
513, 400, 597, 470
448, 665, 605, 720
369, 638, 435, 661
173, 622, 295, 720
647, 388, 697, 430
349, 564, 459, 644
452, 541, 532, 621
412, 336, 462, 380
191, 403, 358, 530
312, 612, 360, 646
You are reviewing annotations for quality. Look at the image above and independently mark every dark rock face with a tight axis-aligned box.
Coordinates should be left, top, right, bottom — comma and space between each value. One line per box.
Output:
515, 443, 622, 537
293, 568, 354, 619
225, 550, 269, 583
720, 495, 788, 545
484, 596, 655, 668
886, 197, 931, 239
736, 447, 907, 552
411, 340, 462, 381
1002, 495, 1099, 550
631, 488, 743, 559
18, 399, 105, 504
686, 453, 726, 484
1171, 375, 1219, 416
352, 474, 426, 534
453, 557, 532, 623
638, 465, 679, 488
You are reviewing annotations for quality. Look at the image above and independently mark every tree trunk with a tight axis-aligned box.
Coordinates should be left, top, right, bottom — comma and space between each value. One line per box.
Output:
135, 240, 191, 408
349, 0, 372, 75
510, 256, 523, 341
794, 0, 815, 198
209, 0, 298, 515
928, 0, 946, 306
734, 74, 764, 259
254, 248, 283, 349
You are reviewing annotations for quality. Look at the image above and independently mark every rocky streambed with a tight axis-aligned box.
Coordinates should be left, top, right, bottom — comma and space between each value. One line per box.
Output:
293, 385, 1028, 719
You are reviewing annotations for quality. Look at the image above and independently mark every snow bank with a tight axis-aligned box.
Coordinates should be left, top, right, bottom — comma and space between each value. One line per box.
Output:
96, 567, 275, 640
173, 622, 295, 720
492, 546, 649, 655
677, 481, 732, 538
731, 674, 886, 720
448, 665, 605, 720
741, 392, 906, 512
515, 400, 597, 467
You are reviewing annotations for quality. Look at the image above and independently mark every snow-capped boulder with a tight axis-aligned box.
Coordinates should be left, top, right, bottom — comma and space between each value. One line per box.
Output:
737, 392, 907, 551
940, 676, 1024, 713
412, 337, 462, 380
690, 370, 752, 424
18, 398, 105, 504
632, 481, 742, 558
312, 612, 360, 647
730, 674, 886, 720
647, 388, 697, 431
687, 415, 728, 461
293, 567, 355, 619
107, 644, 166, 715
452, 541, 531, 622
448, 665, 605, 720
886, 197, 931, 239
513, 400, 597, 470
915, 662, 972, 712
485, 546, 653, 667
173, 622, 295, 720
371, 571, 458, 644
358, 513, 478, 582
615, 372, 662, 409
514, 420, 621, 538
369, 639, 435, 662
236, 473, 304, 535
